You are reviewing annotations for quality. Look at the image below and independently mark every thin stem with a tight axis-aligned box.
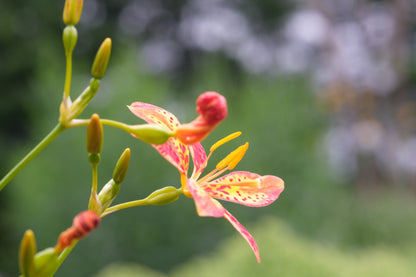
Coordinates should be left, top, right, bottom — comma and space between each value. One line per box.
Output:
0, 123, 66, 192
69, 118, 131, 130
64, 52, 72, 98
53, 239, 79, 276
101, 198, 149, 217
91, 162, 98, 194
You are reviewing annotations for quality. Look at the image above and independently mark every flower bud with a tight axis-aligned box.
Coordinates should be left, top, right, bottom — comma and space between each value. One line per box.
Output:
19, 230, 36, 277
146, 186, 181, 205
112, 148, 131, 184
87, 113, 103, 154
129, 124, 173, 145
176, 91, 228, 144
67, 78, 100, 121
62, 25, 78, 55
56, 210, 100, 252
98, 179, 120, 211
196, 91, 228, 125
91, 38, 112, 79
32, 248, 60, 277
63, 0, 84, 25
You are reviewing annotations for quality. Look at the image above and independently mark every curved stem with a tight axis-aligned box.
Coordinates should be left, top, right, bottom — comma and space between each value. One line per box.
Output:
0, 123, 66, 192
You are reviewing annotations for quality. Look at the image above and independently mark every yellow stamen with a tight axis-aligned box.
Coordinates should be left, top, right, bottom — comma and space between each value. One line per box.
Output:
216, 142, 249, 171
210, 131, 242, 152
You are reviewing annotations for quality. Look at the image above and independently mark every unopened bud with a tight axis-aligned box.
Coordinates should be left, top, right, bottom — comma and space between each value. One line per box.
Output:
112, 148, 130, 184
196, 91, 227, 125
129, 124, 173, 145
56, 210, 100, 252
91, 38, 112, 79
98, 179, 120, 211
63, 0, 84, 25
87, 113, 103, 154
63, 25, 78, 55
19, 230, 36, 277
146, 186, 181, 205
67, 78, 100, 121
176, 91, 227, 145
32, 248, 59, 277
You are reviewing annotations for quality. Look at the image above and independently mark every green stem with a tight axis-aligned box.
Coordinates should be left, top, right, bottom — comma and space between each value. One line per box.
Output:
101, 198, 149, 217
0, 123, 66, 192
70, 118, 130, 130
53, 239, 79, 276
91, 162, 98, 194
64, 52, 72, 98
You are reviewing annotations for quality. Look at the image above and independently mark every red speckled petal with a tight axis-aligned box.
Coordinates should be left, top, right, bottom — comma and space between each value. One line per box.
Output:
223, 210, 260, 263
202, 172, 284, 207
189, 143, 207, 176
128, 102, 189, 175
187, 179, 225, 217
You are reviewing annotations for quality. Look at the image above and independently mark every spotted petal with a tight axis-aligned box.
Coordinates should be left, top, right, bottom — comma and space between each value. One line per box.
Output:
187, 179, 225, 217
202, 172, 284, 207
223, 210, 260, 263
189, 143, 207, 177
128, 102, 189, 175
128, 102, 180, 131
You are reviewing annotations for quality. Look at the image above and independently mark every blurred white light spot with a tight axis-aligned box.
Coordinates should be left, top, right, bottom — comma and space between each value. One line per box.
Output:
284, 10, 329, 46
118, 0, 163, 36
140, 39, 183, 74
179, 5, 250, 52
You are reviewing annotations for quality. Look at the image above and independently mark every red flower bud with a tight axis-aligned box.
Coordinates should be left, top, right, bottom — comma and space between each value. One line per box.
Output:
196, 91, 227, 125
56, 210, 100, 252
175, 91, 228, 145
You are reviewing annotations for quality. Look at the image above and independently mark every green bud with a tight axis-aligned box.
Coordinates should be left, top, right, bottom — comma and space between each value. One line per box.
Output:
129, 124, 173, 145
91, 38, 112, 79
98, 179, 120, 211
63, 0, 84, 25
19, 230, 36, 277
146, 186, 181, 205
112, 148, 131, 184
67, 78, 100, 120
62, 26, 78, 55
32, 248, 59, 277
86, 114, 103, 154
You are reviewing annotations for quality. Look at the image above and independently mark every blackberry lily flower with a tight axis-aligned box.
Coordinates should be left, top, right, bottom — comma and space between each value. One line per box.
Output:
128, 93, 284, 263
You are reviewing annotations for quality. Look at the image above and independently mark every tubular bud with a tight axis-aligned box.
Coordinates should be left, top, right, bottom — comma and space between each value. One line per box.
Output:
129, 124, 173, 145
87, 114, 103, 154
112, 148, 131, 184
146, 186, 182, 205
176, 91, 228, 145
19, 230, 36, 277
91, 38, 112, 79
63, 0, 84, 25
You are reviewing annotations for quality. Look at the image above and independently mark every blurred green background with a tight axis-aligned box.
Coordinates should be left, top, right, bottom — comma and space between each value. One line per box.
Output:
1, 0, 416, 276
